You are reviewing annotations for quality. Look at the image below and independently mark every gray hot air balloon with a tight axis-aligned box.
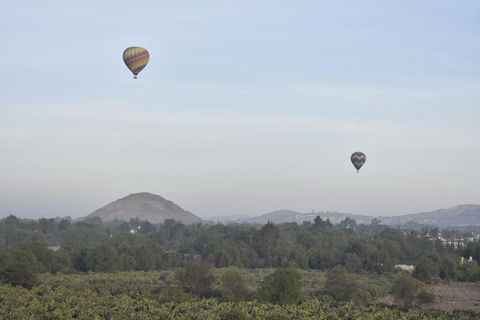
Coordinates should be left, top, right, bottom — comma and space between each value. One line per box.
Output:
351, 152, 366, 173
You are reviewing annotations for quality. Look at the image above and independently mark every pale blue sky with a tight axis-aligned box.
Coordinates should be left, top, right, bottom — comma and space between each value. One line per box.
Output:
1, 1, 479, 219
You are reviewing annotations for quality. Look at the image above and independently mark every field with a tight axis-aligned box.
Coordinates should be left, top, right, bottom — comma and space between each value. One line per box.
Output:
1, 270, 480, 319
376, 282, 480, 312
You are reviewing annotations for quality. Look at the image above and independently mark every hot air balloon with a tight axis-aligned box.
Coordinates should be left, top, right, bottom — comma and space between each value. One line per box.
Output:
351, 152, 366, 173
123, 47, 149, 79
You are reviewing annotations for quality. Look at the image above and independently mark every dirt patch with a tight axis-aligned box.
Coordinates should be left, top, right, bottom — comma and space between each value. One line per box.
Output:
429, 282, 480, 311
376, 282, 480, 312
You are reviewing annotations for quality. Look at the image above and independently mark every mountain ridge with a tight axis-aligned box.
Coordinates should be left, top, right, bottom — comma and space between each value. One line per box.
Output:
79, 193, 480, 228
205, 204, 480, 227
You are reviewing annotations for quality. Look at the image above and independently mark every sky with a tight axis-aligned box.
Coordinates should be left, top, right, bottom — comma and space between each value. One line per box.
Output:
1, 1, 479, 220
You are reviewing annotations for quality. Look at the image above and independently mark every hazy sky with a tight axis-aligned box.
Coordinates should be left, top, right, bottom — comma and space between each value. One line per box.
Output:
1, 1, 479, 219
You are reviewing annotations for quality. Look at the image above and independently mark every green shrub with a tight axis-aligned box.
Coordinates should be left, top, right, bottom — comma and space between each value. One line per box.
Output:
174, 261, 215, 297
0, 262, 38, 289
220, 268, 248, 302
416, 288, 436, 305
258, 268, 303, 305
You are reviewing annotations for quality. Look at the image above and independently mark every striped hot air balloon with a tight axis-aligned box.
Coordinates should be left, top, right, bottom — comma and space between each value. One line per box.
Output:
351, 152, 366, 173
123, 47, 149, 79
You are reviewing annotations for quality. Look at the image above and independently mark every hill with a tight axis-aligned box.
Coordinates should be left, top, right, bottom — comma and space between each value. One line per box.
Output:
80, 192, 202, 225
206, 205, 480, 227
378, 204, 480, 227
206, 210, 371, 225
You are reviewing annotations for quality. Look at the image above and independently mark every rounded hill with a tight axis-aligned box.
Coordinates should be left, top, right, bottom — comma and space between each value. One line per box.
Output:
80, 192, 202, 225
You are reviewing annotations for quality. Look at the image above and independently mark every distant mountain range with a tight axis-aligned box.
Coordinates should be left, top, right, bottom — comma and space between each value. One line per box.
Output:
204, 205, 480, 228
79, 192, 203, 225
378, 205, 480, 227
78, 192, 480, 228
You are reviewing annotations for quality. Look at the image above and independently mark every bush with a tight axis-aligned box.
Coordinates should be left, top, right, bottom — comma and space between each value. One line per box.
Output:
416, 288, 436, 305
174, 261, 215, 297
220, 268, 248, 302
324, 266, 356, 302
457, 261, 480, 282
392, 273, 421, 307
392, 273, 435, 307
258, 268, 303, 305
0, 262, 38, 289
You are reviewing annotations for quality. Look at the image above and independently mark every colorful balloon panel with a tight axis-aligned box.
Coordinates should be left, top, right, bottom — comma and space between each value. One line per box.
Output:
123, 47, 149, 79
351, 152, 366, 173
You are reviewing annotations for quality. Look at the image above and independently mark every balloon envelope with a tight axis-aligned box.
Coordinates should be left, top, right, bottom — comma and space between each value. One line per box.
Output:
351, 152, 366, 173
123, 47, 149, 79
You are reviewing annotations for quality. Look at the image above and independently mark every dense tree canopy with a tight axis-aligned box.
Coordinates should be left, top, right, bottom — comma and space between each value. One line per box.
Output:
0, 214, 479, 286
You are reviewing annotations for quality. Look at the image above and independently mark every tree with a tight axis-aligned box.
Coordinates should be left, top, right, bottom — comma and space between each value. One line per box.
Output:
392, 273, 423, 307
430, 228, 440, 238
220, 268, 248, 302
274, 232, 295, 266
117, 221, 132, 232
13, 250, 44, 273
258, 268, 303, 305
464, 242, 480, 262
344, 253, 362, 273
261, 222, 278, 265
175, 261, 215, 297
70, 221, 109, 246
85, 243, 121, 273
58, 219, 72, 231
413, 255, 440, 283
324, 266, 357, 302
313, 216, 332, 229
139, 221, 156, 234
204, 238, 239, 268
457, 260, 480, 282
0, 262, 38, 289
4, 215, 20, 228
135, 244, 156, 271
337, 217, 356, 230
21, 241, 55, 273
38, 218, 56, 234
149, 231, 166, 246
0, 253, 13, 269
439, 255, 459, 280
52, 249, 72, 273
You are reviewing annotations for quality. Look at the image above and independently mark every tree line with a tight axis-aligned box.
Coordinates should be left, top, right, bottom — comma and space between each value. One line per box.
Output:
2, 214, 480, 288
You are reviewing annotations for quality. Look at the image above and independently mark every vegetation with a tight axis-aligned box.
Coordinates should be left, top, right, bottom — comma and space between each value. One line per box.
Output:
392, 273, 432, 307
1, 214, 480, 317
0, 271, 476, 319
219, 268, 248, 302
258, 268, 303, 305
2, 214, 480, 283
174, 261, 215, 297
